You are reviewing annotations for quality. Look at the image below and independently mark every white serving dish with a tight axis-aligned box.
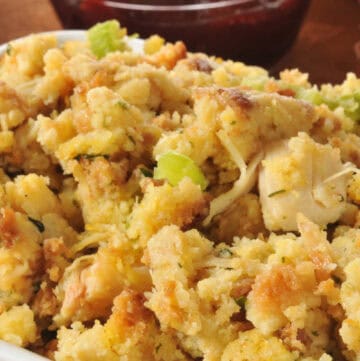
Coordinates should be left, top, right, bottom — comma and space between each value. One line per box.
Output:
0, 28, 143, 361
0, 341, 49, 361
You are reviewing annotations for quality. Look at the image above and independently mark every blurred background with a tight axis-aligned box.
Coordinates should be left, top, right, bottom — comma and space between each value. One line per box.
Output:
49, 0, 312, 68
0, 0, 359, 84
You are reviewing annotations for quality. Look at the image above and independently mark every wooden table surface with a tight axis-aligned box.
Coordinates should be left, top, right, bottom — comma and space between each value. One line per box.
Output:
0, 0, 359, 84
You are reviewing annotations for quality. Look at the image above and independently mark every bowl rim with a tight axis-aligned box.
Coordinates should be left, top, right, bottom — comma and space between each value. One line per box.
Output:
0, 29, 145, 57
0, 30, 86, 57
0, 341, 49, 361
100, 0, 279, 12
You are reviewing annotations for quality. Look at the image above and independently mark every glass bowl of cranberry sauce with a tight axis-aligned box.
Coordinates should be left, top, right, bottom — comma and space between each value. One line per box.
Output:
51, 0, 311, 67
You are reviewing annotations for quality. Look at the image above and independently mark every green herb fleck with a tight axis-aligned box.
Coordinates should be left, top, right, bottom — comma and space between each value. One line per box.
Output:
117, 100, 129, 110
6, 44, 12, 56
235, 296, 247, 308
140, 167, 153, 177
28, 217, 45, 233
268, 189, 287, 198
311, 330, 319, 337
177, 262, 183, 268
128, 135, 136, 144
33, 281, 41, 293
74, 154, 109, 161
155, 344, 162, 353
281, 256, 286, 263
230, 120, 236, 125
218, 248, 233, 258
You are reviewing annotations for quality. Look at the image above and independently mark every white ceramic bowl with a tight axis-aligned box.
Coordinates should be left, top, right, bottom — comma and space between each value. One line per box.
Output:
0, 341, 49, 361
0, 28, 142, 361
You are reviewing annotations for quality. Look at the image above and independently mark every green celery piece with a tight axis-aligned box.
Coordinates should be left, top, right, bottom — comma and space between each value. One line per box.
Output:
88, 20, 127, 58
241, 74, 269, 91
320, 92, 360, 121
297, 87, 323, 106
337, 93, 360, 121
154, 151, 208, 191
298, 87, 360, 121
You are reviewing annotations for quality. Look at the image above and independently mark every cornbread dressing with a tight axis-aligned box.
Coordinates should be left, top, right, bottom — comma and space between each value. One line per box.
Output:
0, 24, 359, 361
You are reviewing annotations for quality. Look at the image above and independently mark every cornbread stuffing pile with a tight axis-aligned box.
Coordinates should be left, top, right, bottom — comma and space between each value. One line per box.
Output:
0, 20, 360, 361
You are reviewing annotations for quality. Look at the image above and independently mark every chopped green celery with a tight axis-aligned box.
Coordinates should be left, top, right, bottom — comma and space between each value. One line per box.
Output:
88, 20, 127, 58
318, 92, 360, 121
296, 87, 323, 105
154, 151, 208, 191
241, 74, 269, 91
297, 88, 360, 121
335, 93, 360, 121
